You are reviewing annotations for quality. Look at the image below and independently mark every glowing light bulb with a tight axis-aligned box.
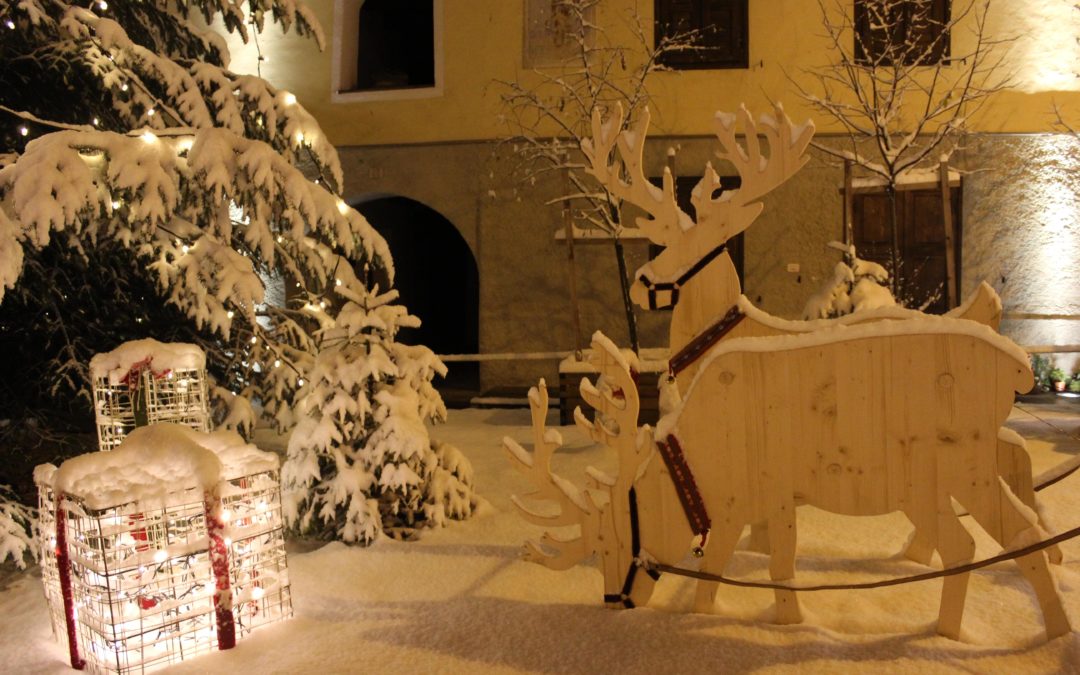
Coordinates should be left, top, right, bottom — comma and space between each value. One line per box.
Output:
335, 278, 342, 287
92, 117, 99, 126
319, 300, 327, 309
111, 200, 121, 209
153, 549, 167, 563
221, 510, 232, 523
146, 108, 155, 117
98, 1, 108, 9
283, 92, 297, 105
297, 378, 305, 387
5, 20, 14, 30
273, 359, 281, 368
295, 131, 304, 143
18, 126, 28, 136
336, 199, 348, 215
226, 310, 235, 319
141, 130, 157, 144
252, 586, 265, 600
250, 336, 258, 344
276, 235, 284, 243
181, 244, 189, 254
120, 83, 128, 92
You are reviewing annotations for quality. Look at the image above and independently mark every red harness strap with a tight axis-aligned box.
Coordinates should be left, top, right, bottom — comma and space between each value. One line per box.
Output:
668, 305, 746, 378
655, 434, 711, 544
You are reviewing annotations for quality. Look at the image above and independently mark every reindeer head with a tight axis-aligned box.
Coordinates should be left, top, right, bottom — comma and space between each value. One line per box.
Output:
582, 103, 814, 310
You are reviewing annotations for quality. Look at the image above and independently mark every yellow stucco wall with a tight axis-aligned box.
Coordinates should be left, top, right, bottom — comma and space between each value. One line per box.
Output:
225, 0, 1080, 146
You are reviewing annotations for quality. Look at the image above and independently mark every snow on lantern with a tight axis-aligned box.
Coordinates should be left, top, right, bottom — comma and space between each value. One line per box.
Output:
36, 424, 292, 674
90, 340, 210, 452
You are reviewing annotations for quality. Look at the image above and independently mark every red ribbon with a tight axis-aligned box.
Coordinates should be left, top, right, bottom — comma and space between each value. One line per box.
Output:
54, 500, 85, 670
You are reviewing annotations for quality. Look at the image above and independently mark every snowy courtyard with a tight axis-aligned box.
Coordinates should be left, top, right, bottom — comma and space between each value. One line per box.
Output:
4, 401, 1080, 674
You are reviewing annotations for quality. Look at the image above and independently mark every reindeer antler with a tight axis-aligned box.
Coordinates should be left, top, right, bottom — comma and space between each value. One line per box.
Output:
503, 379, 597, 568
692, 103, 815, 238
574, 331, 652, 489
582, 104, 688, 246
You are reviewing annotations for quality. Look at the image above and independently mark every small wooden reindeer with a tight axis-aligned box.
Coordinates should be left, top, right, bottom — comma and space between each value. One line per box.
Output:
503, 332, 653, 607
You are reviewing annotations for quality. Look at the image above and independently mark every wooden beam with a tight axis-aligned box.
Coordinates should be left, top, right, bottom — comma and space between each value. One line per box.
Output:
940, 160, 958, 309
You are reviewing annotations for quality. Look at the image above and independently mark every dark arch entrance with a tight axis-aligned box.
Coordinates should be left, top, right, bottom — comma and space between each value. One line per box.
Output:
352, 196, 479, 404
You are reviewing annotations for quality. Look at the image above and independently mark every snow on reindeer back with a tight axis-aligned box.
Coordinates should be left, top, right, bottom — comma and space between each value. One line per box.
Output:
55, 424, 223, 511
89, 338, 206, 384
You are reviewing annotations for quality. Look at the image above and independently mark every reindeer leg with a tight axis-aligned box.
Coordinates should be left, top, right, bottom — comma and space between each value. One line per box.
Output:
767, 504, 802, 625
902, 527, 936, 566
934, 506, 976, 641
694, 525, 742, 614
965, 480, 1071, 641
628, 567, 658, 609
747, 521, 771, 554
997, 433, 1062, 565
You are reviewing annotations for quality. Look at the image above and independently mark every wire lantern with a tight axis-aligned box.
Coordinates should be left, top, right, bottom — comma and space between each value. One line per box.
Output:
90, 340, 211, 452
37, 425, 292, 674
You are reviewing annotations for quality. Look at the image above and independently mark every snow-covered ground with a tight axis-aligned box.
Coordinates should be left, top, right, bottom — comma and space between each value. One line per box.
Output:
4, 403, 1080, 673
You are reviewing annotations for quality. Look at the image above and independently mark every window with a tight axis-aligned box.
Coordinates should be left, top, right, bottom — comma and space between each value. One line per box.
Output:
332, 0, 443, 102
851, 183, 961, 313
854, 0, 950, 66
654, 0, 749, 70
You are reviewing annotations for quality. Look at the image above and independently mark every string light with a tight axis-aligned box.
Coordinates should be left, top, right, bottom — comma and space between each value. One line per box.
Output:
181, 244, 190, 254
120, 83, 128, 92
226, 310, 235, 319
296, 378, 305, 387
273, 359, 281, 368
5, 20, 14, 30
18, 126, 28, 136
283, 93, 297, 106
335, 279, 342, 287
141, 129, 157, 143
98, 0, 108, 9
250, 336, 258, 345
147, 108, 155, 117
92, 117, 99, 126
111, 200, 121, 209
295, 131, 304, 143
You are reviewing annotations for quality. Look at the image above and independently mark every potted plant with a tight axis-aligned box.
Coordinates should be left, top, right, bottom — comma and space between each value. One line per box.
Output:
1049, 367, 1068, 392
1068, 375, 1080, 394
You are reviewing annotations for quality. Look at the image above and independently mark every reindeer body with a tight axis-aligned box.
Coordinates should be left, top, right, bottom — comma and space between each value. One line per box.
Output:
631, 319, 1069, 639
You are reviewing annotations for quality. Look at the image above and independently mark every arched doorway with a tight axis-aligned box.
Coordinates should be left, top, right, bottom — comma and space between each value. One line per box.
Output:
351, 196, 479, 405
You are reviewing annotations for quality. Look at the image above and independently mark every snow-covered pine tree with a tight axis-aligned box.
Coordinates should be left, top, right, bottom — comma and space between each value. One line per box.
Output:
0, 0, 474, 557
284, 265, 475, 543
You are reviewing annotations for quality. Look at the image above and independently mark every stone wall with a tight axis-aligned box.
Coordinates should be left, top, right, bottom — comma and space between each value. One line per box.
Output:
339, 132, 1080, 392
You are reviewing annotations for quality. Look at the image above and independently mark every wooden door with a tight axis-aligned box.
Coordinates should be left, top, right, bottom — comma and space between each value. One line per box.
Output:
852, 184, 961, 314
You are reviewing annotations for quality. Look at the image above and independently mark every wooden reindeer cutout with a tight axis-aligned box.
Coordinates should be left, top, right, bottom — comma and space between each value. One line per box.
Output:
582, 103, 1057, 566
